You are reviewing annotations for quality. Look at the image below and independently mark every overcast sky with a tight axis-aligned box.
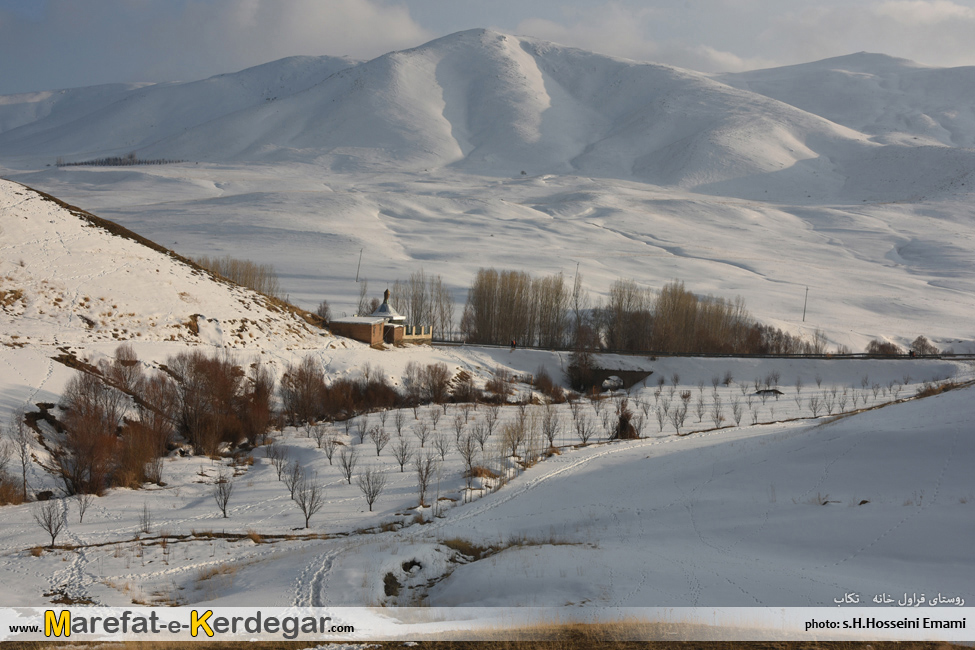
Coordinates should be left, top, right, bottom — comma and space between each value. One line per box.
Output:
2, 0, 975, 94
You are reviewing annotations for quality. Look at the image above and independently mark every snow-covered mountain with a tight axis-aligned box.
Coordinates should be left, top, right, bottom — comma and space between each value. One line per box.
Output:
0, 54, 357, 163
2, 30, 974, 202
718, 52, 975, 147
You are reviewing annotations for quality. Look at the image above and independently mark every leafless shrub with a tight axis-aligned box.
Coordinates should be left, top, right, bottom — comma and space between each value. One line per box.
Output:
423, 363, 453, 406
866, 339, 901, 356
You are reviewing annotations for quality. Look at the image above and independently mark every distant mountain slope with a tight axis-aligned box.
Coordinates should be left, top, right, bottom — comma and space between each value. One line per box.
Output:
2, 31, 975, 203
0, 179, 328, 349
0, 55, 357, 163
717, 53, 975, 147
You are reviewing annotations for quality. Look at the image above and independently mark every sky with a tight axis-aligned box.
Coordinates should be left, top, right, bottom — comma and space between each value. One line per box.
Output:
1, 0, 975, 94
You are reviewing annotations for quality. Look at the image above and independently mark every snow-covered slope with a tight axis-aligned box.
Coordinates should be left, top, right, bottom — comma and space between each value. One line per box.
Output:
718, 53, 975, 147
0, 178, 326, 350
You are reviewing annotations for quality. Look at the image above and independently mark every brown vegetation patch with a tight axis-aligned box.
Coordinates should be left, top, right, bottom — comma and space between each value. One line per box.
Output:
467, 465, 500, 479
0, 288, 24, 308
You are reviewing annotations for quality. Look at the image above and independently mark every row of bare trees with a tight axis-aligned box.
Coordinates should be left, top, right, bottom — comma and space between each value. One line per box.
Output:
460, 268, 570, 347
386, 269, 454, 338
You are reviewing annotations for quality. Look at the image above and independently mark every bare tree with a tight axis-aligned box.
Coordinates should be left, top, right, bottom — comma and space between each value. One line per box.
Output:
413, 419, 431, 448
424, 363, 452, 408
32, 499, 66, 548
11, 413, 33, 502
294, 476, 325, 528
669, 402, 689, 435
573, 414, 596, 445
283, 461, 304, 499
391, 437, 413, 472
484, 404, 500, 437
456, 434, 479, 489
370, 426, 391, 457
353, 416, 370, 444
695, 393, 706, 423
428, 406, 442, 431
77, 492, 93, 523
452, 413, 466, 443
471, 419, 491, 451
140, 502, 152, 533
541, 403, 561, 447
357, 278, 369, 316
393, 409, 406, 436
433, 433, 451, 461
315, 299, 331, 323
501, 422, 525, 458
808, 395, 823, 417
710, 396, 724, 428
356, 467, 388, 512
265, 441, 288, 480
338, 446, 358, 484
414, 454, 438, 507
311, 423, 330, 449
731, 397, 743, 426
212, 472, 235, 518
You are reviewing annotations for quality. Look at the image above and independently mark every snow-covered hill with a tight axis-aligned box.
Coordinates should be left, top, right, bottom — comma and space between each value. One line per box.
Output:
0, 178, 326, 351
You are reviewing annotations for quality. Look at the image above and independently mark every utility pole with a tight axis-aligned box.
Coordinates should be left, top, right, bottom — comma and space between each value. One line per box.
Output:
802, 287, 809, 322
355, 248, 363, 282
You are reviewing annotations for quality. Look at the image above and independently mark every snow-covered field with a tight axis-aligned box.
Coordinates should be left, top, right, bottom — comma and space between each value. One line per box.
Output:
1, 29, 974, 617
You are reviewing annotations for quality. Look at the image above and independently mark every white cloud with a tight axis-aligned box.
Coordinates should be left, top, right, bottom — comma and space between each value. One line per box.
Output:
514, 3, 773, 72
873, 0, 975, 24
0, 0, 434, 93
758, 1, 975, 68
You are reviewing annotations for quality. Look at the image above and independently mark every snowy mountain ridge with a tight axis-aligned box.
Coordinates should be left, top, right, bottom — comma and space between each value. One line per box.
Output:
2, 30, 974, 203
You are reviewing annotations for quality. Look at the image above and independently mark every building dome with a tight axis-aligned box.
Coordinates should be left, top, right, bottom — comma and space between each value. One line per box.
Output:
370, 289, 406, 323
